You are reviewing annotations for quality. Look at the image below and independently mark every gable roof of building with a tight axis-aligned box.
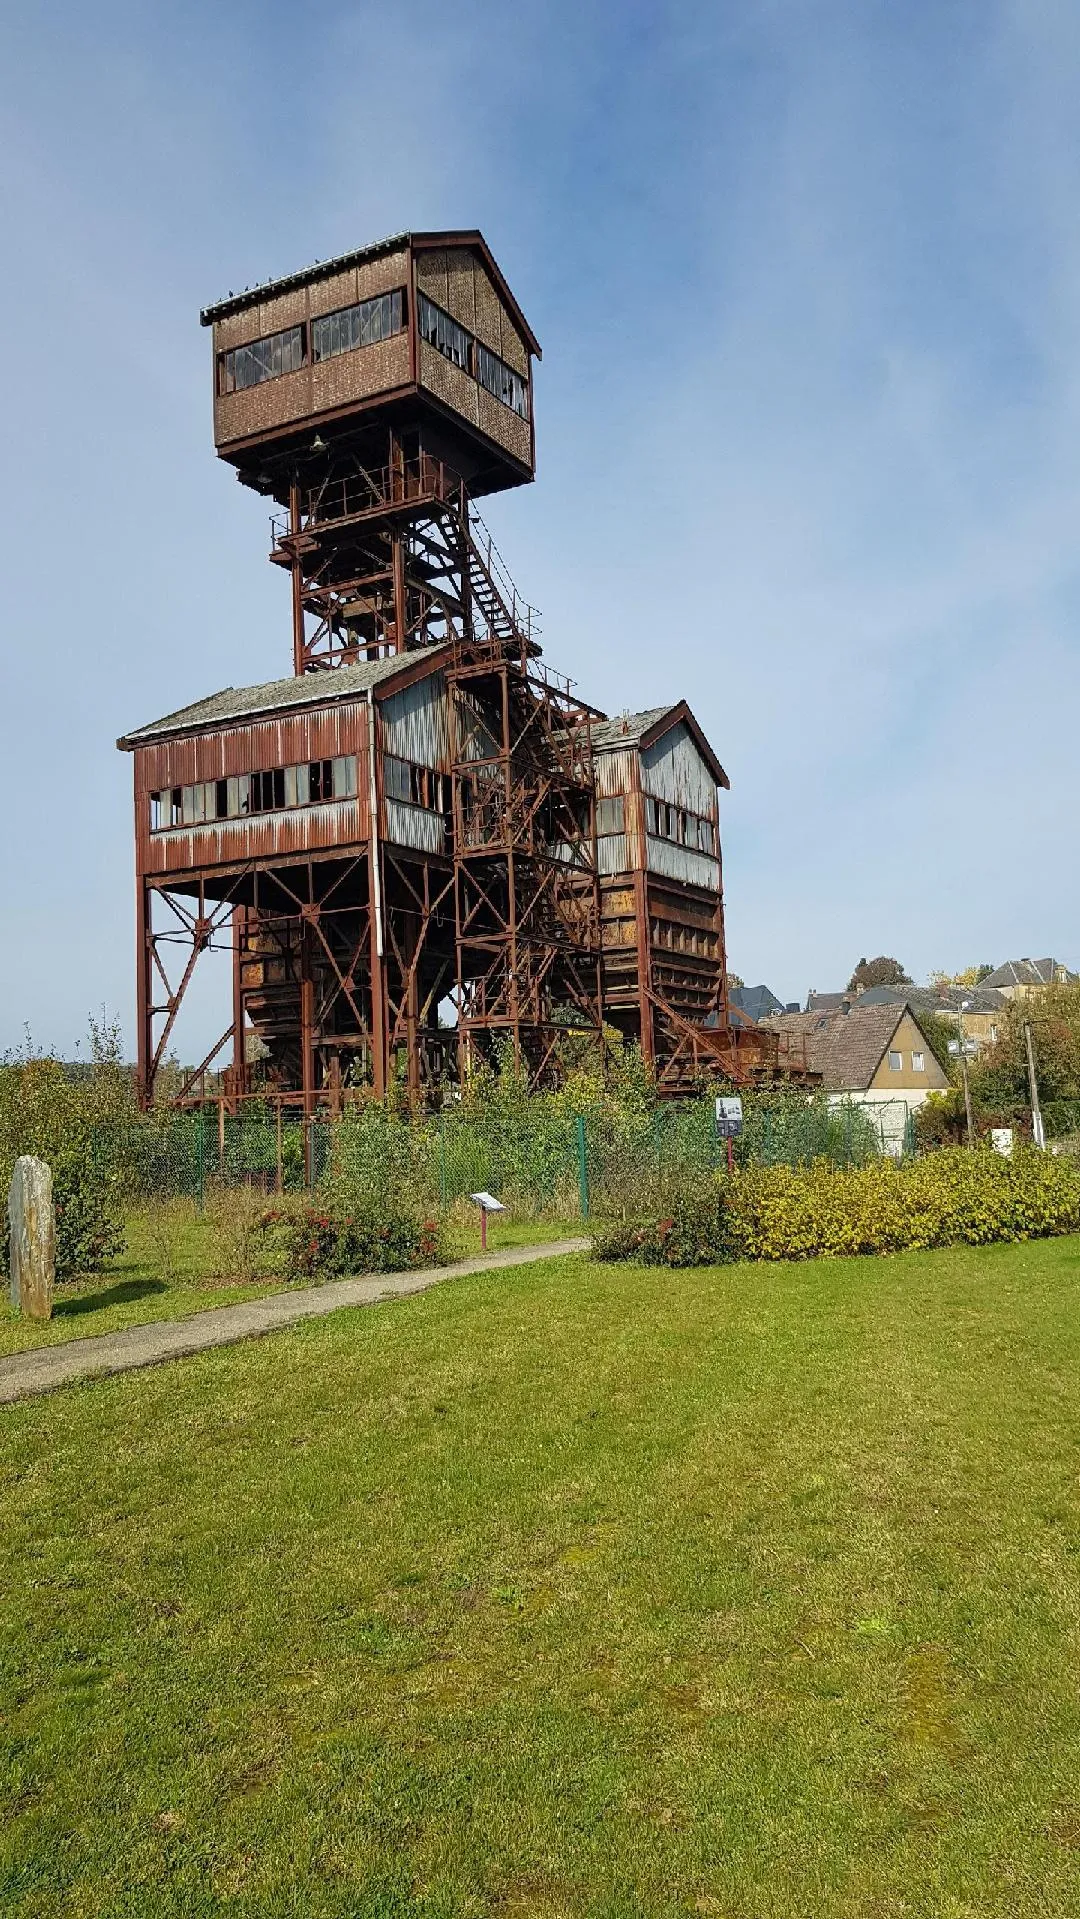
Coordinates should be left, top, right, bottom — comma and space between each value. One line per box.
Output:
117, 649, 449, 750
730, 984, 784, 1024
762, 1001, 936, 1091
199, 229, 543, 358
590, 701, 729, 790
805, 990, 851, 1015
857, 983, 1006, 1015
982, 957, 1077, 990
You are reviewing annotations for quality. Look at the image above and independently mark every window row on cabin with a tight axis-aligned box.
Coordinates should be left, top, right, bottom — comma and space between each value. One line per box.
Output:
149, 756, 358, 830
218, 291, 405, 395
416, 293, 530, 420
596, 794, 717, 854
383, 756, 447, 813
645, 796, 717, 855
216, 287, 530, 425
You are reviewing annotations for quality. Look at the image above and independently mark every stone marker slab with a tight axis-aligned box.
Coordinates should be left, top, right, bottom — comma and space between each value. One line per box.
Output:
8, 1156, 54, 1320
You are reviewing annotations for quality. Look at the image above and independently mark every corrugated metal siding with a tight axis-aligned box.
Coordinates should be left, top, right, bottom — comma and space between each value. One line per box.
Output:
145, 800, 364, 876
136, 706, 365, 793
597, 833, 629, 877
379, 674, 450, 768
592, 747, 635, 798
384, 799, 445, 854
640, 723, 718, 816
645, 835, 721, 892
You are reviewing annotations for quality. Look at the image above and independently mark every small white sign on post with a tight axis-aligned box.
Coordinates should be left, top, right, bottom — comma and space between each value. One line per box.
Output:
715, 1097, 743, 1139
469, 1191, 505, 1252
991, 1128, 1014, 1157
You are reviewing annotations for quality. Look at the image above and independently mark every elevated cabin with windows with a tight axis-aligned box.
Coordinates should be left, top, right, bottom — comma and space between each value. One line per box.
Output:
119, 651, 465, 1104
200, 230, 544, 681
204, 229, 537, 495
590, 705, 738, 1087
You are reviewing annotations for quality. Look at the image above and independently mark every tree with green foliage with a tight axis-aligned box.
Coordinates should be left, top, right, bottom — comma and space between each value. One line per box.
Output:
847, 956, 912, 992
971, 982, 1080, 1135
928, 964, 994, 988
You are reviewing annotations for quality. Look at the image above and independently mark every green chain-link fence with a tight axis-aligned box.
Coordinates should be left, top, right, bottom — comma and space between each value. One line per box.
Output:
102, 1094, 916, 1217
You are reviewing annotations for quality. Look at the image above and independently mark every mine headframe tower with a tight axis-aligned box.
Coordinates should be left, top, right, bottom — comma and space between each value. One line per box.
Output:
120, 232, 603, 1107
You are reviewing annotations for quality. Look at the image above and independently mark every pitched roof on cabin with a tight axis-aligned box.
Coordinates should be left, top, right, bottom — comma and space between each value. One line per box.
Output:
762, 1002, 935, 1091
982, 957, 1077, 989
590, 702, 730, 790
199, 229, 543, 358
117, 649, 448, 749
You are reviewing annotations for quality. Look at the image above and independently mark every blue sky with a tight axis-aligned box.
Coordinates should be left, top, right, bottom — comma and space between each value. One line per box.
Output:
2, 0, 1079, 1058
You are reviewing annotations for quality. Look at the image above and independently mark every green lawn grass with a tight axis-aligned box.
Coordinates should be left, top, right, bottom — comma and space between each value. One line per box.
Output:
0, 1207, 583, 1356
4, 1236, 1080, 1915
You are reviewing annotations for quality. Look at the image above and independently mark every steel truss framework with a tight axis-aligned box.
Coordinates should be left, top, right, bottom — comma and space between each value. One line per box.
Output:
137, 425, 606, 1107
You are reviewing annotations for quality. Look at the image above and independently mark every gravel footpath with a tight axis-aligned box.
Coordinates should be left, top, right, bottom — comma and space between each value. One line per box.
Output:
0, 1238, 588, 1407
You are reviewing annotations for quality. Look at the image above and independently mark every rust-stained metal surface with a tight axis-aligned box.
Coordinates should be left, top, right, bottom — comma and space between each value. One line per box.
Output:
379, 671, 451, 769
639, 722, 719, 818
122, 226, 797, 1113
384, 798, 445, 855
143, 800, 364, 877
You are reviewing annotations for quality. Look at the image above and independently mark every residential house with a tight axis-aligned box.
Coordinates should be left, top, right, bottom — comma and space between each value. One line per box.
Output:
761, 1001, 950, 1153
981, 958, 1078, 1000
805, 990, 853, 1015
855, 982, 1007, 1054
729, 983, 786, 1025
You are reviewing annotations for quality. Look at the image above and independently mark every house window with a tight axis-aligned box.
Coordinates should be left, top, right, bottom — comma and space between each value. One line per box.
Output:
219, 325, 304, 395
888, 1050, 902, 1071
417, 293, 471, 372
912, 1051, 925, 1073
990, 1023, 998, 1043
311, 290, 404, 363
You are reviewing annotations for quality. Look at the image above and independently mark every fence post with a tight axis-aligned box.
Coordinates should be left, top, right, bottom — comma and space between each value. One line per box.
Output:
195, 1110, 206, 1213
437, 1113, 448, 1209
575, 1115, 590, 1220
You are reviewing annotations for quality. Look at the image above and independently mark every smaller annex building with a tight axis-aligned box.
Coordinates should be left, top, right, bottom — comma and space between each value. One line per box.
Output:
761, 1001, 948, 1153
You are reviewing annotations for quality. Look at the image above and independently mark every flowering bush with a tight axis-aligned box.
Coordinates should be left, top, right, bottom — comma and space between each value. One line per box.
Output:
260, 1200, 446, 1284
592, 1148, 1080, 1267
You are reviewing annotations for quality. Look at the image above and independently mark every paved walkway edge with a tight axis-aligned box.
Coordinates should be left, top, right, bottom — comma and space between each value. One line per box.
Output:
0, 1238, 589, 1407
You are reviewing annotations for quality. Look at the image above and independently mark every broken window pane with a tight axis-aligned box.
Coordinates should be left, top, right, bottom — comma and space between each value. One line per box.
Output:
417, 293, 471, 372
219, 325, 305, 395
475, 340, 530, 419
311, 290, 404, 364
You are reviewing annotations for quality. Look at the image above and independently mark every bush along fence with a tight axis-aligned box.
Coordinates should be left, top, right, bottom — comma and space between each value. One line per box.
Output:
593, 1146, 1080, 1268
59, 1089, 915, 1213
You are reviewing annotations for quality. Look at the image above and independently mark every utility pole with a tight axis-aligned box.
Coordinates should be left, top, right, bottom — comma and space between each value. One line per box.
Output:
958, 998, 975, 1147
1023, 1020, 1046, 1148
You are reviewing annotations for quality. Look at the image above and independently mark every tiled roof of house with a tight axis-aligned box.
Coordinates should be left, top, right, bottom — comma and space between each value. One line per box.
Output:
857, 983, 1006, 1015
982, 957, 1077, 989
805, 990, 851, 1015
762, 1002, 931, 1091
729, 984, 784, 1024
